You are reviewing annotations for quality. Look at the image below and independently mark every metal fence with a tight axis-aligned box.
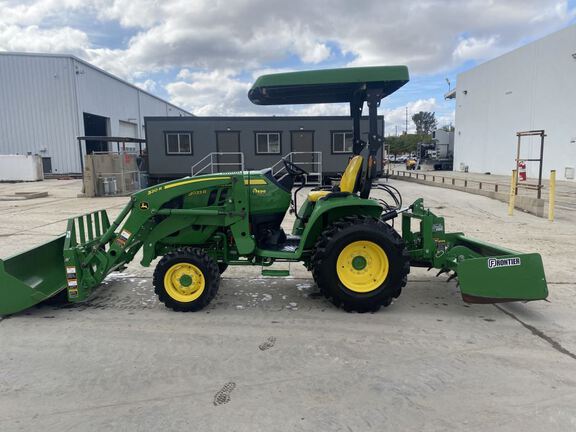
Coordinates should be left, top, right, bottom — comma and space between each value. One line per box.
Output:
90, 151, 145, 196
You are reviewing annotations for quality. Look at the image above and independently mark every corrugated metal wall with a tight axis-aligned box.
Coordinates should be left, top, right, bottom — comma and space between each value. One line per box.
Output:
0, 53, 190, 174
0, 55, 80, 173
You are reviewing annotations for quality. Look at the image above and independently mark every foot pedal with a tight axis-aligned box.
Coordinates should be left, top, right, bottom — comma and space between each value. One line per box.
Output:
261, 269, 290, 277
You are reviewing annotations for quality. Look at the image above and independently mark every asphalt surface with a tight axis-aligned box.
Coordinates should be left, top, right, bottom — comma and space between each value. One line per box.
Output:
0, 179, 575, 431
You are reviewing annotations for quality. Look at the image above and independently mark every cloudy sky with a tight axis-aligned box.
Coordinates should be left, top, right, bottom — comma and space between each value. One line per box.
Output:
1, 0, 575, 133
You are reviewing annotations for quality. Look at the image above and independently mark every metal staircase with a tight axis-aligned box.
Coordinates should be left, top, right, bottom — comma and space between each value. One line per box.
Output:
191, 151, 322, 185
191, 152, 245, 176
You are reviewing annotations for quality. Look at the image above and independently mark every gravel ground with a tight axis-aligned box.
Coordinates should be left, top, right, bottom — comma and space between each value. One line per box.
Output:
0, 179, 575, 431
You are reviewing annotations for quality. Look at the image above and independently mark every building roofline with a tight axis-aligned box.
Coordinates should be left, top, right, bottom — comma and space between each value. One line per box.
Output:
0, 51, 193, 116
144, 115, 384, 121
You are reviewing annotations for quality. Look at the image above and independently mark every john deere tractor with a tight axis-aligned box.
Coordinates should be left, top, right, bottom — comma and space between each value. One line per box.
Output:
0, 66, 548, 315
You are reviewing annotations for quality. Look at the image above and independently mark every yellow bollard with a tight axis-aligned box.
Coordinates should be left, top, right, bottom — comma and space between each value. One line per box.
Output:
548, 170, 556, 221
508, 169, 517, 216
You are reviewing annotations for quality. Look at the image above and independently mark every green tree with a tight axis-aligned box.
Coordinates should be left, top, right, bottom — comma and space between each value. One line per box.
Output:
411, 111, 437, 135
386, 133, 432, 156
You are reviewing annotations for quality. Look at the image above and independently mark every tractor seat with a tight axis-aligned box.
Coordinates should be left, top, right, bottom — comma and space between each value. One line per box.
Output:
308, 155, 363, 202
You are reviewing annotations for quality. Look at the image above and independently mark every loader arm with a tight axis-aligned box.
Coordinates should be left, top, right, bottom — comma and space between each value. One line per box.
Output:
64, 174, 254, 303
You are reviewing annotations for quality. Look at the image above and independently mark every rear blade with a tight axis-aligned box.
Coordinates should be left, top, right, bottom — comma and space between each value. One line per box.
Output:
0, 236, 67, 315
457, 253, 548, 303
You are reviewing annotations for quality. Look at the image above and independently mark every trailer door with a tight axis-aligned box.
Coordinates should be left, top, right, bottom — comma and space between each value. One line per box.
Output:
216, 131, 242, 172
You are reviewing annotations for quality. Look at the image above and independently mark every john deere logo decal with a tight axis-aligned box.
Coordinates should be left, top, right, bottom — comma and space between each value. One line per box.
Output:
487, 257, 521, 269
139, 202, 149, 210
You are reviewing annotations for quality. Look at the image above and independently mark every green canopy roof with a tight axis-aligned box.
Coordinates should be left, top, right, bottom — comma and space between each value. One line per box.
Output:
249, 66, 409, 106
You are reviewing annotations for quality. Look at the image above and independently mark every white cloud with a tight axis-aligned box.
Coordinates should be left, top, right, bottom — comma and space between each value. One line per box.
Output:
0, 0, 85, 26
0, 24, 89, 53
166, 69, 255, 116
4, 0, 573, 77
133, 78, 157, 93
288, 103, 348, 117
0, 0, 573, 117
452, 36, 500, 62
93, 0, 163, 28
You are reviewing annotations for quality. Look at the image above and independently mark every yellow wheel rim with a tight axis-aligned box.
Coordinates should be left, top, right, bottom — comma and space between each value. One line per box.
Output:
336, 241, 389, 293
164, 263, 205, 303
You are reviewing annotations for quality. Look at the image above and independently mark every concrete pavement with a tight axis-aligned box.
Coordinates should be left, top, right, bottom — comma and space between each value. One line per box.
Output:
0, 179, 575, 431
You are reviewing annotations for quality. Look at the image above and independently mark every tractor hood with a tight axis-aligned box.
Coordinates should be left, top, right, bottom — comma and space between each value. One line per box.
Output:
248, 66, 409, 105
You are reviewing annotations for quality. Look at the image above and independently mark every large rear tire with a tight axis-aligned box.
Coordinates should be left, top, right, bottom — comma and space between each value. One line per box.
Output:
311, 216, 409, 312
153, 248, 220, 312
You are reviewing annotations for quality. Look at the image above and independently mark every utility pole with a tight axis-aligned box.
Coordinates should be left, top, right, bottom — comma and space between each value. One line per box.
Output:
405, 107, 408, 134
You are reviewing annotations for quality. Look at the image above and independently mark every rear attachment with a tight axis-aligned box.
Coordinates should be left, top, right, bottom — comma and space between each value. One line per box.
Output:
402, 199, 548, 303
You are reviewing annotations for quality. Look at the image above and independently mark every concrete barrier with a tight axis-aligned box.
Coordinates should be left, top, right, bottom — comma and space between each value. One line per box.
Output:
389, 174, 546, 218
0, 155, 44, 181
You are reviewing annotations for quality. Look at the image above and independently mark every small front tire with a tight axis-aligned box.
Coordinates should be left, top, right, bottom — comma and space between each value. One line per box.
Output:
153, 248, 220, 312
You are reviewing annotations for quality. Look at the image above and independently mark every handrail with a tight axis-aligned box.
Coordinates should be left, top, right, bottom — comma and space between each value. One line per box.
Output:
191, 152, 245, 176
388, 169, 549, 195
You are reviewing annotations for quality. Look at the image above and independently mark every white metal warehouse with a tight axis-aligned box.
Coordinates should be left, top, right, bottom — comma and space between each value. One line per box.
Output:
0, 52, 190, 174
450, 25, 576, 181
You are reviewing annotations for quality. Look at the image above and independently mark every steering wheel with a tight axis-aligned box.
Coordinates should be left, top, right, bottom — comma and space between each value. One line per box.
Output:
283, 158, 309, 177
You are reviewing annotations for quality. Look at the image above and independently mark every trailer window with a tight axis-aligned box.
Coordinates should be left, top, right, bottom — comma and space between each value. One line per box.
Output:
332, 131, 353, 153
165, 133, 193, 154
256, 132, 281, 154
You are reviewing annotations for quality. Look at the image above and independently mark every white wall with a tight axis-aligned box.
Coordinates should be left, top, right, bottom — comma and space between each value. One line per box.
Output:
453, 25, 576, 180
0, 155, 44, 181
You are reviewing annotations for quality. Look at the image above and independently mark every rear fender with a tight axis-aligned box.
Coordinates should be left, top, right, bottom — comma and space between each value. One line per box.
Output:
298, 197, 382, 250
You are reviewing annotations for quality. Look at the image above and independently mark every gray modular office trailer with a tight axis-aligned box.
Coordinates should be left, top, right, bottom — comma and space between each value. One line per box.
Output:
144, 116, 384, 184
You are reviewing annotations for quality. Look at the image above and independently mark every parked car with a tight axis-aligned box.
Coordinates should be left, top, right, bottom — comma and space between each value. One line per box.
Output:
396, 155, 407, 163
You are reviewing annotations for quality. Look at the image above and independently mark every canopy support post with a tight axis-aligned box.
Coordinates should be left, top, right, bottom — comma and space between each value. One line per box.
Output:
350, 90, 365, 155
360, 88, 384, 198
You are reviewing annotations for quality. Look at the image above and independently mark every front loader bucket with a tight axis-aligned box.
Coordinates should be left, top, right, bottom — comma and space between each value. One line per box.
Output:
454, 235, 548, 303
0, 236, 67, 315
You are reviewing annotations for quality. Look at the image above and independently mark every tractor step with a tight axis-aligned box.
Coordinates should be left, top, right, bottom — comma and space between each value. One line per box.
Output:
261, 269, 290, 277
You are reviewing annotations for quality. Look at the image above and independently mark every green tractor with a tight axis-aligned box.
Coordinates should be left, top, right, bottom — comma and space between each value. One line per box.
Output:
0, 66, 548, 315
